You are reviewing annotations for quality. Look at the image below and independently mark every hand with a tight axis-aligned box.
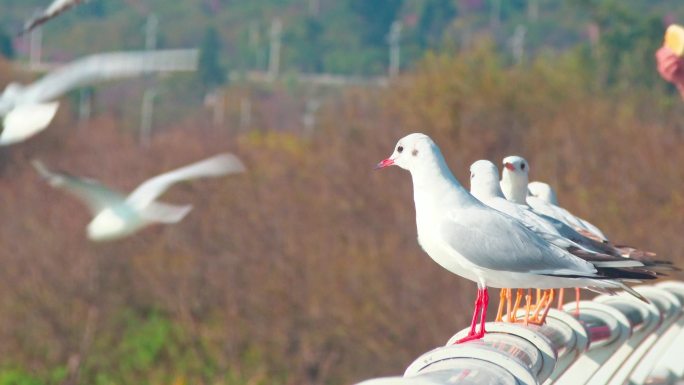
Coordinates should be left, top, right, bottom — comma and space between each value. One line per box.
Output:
656, 46, 684, 98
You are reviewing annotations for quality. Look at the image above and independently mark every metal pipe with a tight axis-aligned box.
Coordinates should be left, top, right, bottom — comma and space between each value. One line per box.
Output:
520, 301, 632, 385
634, 281, 684, 385
354, 282, 684, 385
587, 290, 661, 385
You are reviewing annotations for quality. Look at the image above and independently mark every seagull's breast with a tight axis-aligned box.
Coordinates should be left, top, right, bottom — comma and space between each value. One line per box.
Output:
416, 212, 478, 283
87, 207, 141, 241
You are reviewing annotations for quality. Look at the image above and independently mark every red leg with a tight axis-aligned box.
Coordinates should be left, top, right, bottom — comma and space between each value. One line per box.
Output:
456, 287, 488, 344
467, 288, 482, 336
478, 288, 489, 335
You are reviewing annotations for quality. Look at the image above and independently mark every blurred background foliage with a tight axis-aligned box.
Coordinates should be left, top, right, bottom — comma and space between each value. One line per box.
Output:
1, 1, 684, 385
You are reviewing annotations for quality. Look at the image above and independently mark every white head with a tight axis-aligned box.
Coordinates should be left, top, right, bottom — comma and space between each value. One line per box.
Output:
500, 155, 529, 204
375, 133, 448, 174
469, 160, 505, 200
528, 181, 559, 205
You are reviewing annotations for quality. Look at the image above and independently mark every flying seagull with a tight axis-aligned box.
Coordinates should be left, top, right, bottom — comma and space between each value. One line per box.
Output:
376, 133, 651, 343
20, 0, 89, 36
32, 153, 245, 241
0, 49, 198, 145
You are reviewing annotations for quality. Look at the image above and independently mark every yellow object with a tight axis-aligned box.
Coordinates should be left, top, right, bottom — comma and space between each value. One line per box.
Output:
665, 24, 684, 57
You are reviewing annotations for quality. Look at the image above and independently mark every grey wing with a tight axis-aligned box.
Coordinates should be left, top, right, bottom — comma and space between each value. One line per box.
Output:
32, 160, 124, 214
21, 49, 199, 103
439, 208, 597, 276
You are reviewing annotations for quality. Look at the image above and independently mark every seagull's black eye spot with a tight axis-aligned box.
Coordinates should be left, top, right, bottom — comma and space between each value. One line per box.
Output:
397, 146, 404, 153
521, 163, 526, 170
470, 173, 474, 179
412, 149, 418, 156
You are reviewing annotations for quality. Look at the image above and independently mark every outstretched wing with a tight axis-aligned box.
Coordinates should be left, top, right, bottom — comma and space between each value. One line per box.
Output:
20, 0, 86, 35
32, 160, 124, 215
126, 153, 245, 209
439, 207, 598, 276
20, 49, 198, 103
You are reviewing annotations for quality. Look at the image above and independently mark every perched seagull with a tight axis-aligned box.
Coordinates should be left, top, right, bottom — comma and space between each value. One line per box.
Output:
376, 133, 649, 343
500, 155, 606, 240
0, 49, 199, 145
470, 160, 645, 266
470, 159, 662, 322
32, 153, 245, 241
528, 181, 608, 240
20, 0, 88, 35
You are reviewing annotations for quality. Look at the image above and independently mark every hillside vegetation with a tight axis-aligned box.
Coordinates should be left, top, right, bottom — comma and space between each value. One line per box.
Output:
1, 1, 684, 384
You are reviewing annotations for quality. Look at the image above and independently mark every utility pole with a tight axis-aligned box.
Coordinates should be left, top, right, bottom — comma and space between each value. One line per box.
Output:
78, 88, 91, 123
302, 98, 321, 136
240, 97, 251, 131
527, 0, 539, 22
490, 0, 501, 29
211, 89, 225, 127
145, 14, 159, 51
139, 89, 156, 147
29, 24, 42, 70
388, 21, 402, 78
140, 14, 159, 146
511, 25, 526, 65
308, 0, 320, 16
268, 18, 282, 81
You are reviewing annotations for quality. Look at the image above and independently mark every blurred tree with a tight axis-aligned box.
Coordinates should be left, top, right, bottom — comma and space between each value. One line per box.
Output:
348, 0, 404, 47
198, 27, 227, 89
0, 29, 13, 59
76, 0, 109, 18
286, 17, 325, 73
417, 0, 457, 49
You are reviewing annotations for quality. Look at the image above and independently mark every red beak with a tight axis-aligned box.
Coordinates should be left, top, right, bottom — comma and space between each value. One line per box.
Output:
375, 158, 394, 170
504, 162, 515, 171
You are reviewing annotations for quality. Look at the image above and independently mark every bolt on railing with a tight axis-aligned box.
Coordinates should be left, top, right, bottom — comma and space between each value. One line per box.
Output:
355, 281, 684, 385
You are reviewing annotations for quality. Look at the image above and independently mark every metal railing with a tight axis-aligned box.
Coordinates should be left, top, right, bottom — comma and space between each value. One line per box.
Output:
355, 281, 684, 385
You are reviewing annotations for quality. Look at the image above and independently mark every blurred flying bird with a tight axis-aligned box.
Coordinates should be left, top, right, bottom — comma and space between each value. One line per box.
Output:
0, 49, 199, 145
20, 0, 89, 35
376, 133, 650, 343
32, 153, 245, 241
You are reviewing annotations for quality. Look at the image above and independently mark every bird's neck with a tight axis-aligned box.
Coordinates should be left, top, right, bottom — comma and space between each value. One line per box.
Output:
501, 172, 528, 204
410, 156, 477, 219
471, 179, 506, 201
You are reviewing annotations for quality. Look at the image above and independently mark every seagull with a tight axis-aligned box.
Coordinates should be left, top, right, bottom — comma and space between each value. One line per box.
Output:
0, 49, 198, 145
376, 133, 649, 343
32, 153, 245, 241
469, 159, 661, 322
528, 180, 607, 240
20, 0, 88, 36
500, 155, 606, 240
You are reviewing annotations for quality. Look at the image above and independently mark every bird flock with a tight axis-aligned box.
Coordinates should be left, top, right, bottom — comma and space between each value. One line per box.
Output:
376, 133, 673, 343
3, 1, 244, 241
4, 1, 677, 343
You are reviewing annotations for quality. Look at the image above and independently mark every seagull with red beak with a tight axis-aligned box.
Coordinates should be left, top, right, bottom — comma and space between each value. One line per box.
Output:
376, 133, 648, 343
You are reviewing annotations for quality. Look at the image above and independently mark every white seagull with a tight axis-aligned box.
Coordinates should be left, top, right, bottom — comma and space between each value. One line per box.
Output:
376, 133, 648, 343
0, 49, 198, 145
528, 180, 608, 240
500, 155, 607, 240
470, 159, 662, 322
20, 0, 88, 35
470, 160, 645, 265
32, 153, 245, 241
